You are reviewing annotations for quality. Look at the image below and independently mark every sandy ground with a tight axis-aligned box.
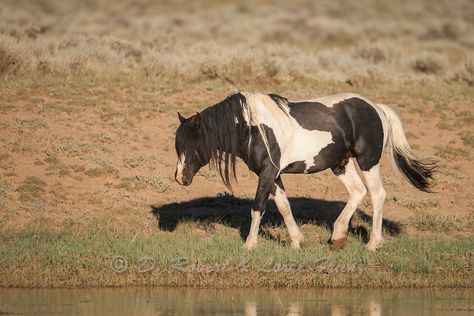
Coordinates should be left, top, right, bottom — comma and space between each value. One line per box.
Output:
0, 77, 472, 238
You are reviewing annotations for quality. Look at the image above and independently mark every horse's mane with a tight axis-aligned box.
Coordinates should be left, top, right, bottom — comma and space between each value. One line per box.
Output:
200, 91, 290, 189
239, 92, 290, 169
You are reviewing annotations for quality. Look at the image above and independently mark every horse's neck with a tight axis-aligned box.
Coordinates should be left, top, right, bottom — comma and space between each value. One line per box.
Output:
212, 123, 250, 160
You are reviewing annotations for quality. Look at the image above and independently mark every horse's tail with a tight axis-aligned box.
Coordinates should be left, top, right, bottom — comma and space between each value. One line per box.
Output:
376, 103, 436, 192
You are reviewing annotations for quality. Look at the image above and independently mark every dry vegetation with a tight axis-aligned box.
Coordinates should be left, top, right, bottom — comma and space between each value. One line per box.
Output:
0, 0, 473, 288
1, 0, 473, 84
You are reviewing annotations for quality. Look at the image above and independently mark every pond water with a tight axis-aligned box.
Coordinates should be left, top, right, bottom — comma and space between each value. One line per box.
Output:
0, 287, 472, 315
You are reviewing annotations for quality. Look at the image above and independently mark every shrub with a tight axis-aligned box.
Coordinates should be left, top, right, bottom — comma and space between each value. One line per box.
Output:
0, 34, 31, 75
352, 41, 398, 64
411, 52, 448, 75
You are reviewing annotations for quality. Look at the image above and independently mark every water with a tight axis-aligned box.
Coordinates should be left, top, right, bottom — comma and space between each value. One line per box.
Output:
0, 287, 472, 315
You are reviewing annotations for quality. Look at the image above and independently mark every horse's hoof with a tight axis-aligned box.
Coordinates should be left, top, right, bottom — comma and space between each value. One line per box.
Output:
242, 241, 257, 250
290, 240, 301, 250
330, 236, 348, 250
289, 232, 304, 250
366, 238, 384, 251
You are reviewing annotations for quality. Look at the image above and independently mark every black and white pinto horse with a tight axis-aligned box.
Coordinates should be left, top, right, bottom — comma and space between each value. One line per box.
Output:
174, 92, 435, 251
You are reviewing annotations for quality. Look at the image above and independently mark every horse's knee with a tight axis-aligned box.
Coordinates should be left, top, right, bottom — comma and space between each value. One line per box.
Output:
274, 188, 292, 216
353, 184, 367, 202
372, 187, 386, 205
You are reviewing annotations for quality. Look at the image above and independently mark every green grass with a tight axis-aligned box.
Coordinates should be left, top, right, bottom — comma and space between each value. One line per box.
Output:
0, 222, 472, 288
411, 212, 468, 232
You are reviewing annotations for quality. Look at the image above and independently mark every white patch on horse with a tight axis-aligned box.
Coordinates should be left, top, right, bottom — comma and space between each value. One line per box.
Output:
240, 92, 333, 173
284, 126, 333, 172
290, 93, 361, 108
175, 153, 185, 183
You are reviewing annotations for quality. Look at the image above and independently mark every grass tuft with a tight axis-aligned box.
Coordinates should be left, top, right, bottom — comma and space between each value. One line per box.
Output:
411, 212, 465, 232
411, 52, 448, 75
16, 177, 47, 202
0, 34, 31, 76
84, 165, 118, 177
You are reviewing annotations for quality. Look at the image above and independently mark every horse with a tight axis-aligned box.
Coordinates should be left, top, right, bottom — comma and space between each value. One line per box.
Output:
174, 91, 436, 251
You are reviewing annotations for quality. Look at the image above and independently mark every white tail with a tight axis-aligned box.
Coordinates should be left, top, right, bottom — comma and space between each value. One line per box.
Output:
376, 103, 436, 192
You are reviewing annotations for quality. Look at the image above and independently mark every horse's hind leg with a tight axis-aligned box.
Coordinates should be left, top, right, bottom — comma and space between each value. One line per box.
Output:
331, 159, 367, 249
361, 163, 386, 251
272, 177, 304, 249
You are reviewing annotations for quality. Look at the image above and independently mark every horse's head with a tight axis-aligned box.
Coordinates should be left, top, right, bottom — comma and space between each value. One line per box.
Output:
174, 112, 211, 186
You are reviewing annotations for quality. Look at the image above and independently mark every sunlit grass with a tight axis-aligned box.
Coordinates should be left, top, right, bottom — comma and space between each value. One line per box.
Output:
1, 221, 472, 287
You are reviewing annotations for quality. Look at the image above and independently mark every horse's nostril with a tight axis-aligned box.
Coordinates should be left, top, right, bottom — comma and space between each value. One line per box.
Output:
181, 176, 192, 186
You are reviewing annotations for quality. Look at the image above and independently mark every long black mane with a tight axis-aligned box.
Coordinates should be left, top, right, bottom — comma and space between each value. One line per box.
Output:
183, 92, 248, 190
202, 93, 249, 189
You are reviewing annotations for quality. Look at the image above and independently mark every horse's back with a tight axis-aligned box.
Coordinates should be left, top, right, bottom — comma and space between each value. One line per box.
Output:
285, 94, 385, 173
290, 92, 364, 108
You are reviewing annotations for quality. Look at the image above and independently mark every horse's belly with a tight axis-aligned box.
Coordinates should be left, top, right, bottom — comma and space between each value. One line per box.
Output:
278, 128, 334, 173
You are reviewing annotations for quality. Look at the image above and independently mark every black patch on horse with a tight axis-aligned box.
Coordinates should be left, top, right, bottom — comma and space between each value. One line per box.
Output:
287, 97, 384, 173
281, 161, 307, 173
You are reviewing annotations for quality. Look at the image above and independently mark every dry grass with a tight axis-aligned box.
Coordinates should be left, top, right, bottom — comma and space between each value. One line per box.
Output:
0, 1, 473, 85
0, 0, 473, 288
0, 34, 31, 75
15, 177, 47, 202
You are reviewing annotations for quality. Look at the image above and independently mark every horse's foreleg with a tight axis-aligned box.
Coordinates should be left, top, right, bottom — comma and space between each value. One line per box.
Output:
331, 159, 367, 249
272, 177, 304, 249
242, 167, 277, 250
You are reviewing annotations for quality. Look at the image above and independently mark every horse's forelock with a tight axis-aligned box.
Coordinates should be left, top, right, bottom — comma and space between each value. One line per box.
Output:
175, 116, 202, 157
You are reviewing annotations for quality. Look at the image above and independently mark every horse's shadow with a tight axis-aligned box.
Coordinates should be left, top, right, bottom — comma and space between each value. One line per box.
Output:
150, 193, 402, 244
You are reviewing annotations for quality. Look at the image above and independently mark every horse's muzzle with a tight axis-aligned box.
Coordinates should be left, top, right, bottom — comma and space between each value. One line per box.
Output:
175, 171, 192, 186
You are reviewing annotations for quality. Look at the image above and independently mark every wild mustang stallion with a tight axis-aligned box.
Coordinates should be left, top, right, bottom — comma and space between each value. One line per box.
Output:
174, 92, 436, 251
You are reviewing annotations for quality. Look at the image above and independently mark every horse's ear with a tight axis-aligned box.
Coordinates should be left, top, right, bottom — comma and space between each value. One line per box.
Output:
178, 112, 186, 124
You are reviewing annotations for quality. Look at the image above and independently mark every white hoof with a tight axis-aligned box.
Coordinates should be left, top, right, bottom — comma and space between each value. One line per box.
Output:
290, 232, 304, 249
290, 240, 301, 250
242, 241, 257, 250
366, 238, 384, 251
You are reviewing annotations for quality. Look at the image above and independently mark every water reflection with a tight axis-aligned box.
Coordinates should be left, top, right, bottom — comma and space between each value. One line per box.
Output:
244, 301, 303, 316
0, 287, 472, 315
